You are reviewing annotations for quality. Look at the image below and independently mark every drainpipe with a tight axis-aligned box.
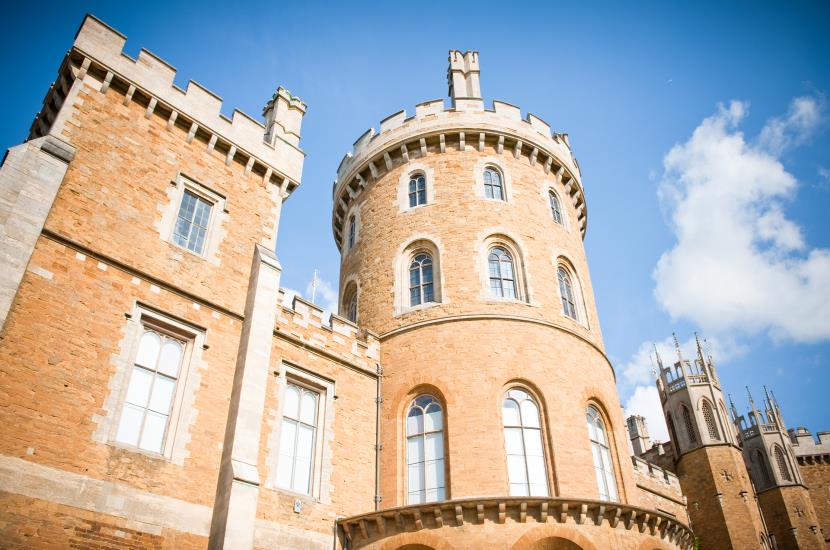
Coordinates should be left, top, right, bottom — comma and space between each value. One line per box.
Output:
374, 362, 383, 511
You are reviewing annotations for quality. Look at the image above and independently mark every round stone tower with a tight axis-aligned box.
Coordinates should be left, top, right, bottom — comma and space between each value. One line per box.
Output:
332, 51, 693, 550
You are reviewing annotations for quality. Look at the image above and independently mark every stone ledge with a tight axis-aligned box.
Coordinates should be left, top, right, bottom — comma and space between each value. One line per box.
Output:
338, 496, 694, 549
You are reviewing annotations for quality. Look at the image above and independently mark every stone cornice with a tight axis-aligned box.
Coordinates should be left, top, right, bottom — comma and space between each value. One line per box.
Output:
331, 102, 588, 248
337, 496, 694, 549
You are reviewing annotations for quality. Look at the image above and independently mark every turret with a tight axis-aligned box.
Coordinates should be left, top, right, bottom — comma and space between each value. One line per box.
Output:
447, 50, 482, 109
263, 86, 306, 148
627, 414, 651, 456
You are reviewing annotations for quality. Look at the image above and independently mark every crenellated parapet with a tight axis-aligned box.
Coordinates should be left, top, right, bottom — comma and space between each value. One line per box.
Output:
274, 290, 380, 375
789, 427, 830, 462
30, 15, 306, 193
631, 456, 683, 493
331, 96, 588, 247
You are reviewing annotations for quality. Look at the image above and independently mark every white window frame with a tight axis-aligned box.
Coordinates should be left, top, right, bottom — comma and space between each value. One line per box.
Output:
101, 304, 205, 462
473, 157, 513, 202
502, 387, 549, 497
397, 163, 436, 212
480, 234, 529, 304
158, 173, 228, 262
268, 365, 334, 502
405, 394, 447, 504
394, 236, 445, 316
587, 405, 619, 502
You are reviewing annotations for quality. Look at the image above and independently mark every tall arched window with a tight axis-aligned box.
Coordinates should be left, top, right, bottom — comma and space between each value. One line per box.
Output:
409, 253, 434, 306
557, 267, 577, 320
342, 284, 357, 323
682, 405, 697, 444
347, 216, 356, 250
406, 395, 445, 504
409, 174, 427, 207
489, 247, 517, 299
702, 400, 720, 441
774, 446, 792, 482
484, 167, 504, 200
586, 406, 618, 501
752, 449, 772, 487
549, 191, 563, 225
502, 388, 548, 497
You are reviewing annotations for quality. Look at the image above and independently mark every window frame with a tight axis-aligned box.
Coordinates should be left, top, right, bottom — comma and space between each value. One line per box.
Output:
165, 174, 226, 259
347, 215, 357, 250
405, 394, 447, 505
557, 267, 578, 321
408, 172, 428, 208
549, 189, 564, 225
483, 166, 505, 201
270, 365, 333, 501
107, 305, 202, 461
275, 381, 322, 496
409, 252, 436, 307
586, 405, 619, 502
488, 246, 519, 300
482, 236, 529, 304
395, 238, 443, 316
501, 386, 550, 497
342, 281, 358, 323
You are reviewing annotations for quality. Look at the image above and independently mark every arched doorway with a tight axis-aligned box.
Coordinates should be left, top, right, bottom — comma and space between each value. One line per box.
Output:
527, 538, 584, 550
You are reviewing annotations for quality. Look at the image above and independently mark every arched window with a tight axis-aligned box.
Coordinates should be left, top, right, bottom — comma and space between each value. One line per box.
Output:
719, 401, 731, 443
342, 284, 357, 323
666, 413, 679, 450
409, 173, 427, 207
489, 247, 517, 299
502, 388, 548, 497
557, 267, 578, 320
586, 406, 618, 501
702, 400, 719, 441
276, 383, 319, 494
774, 446, 792, 482
549, 191, 563, 225
347, 216, 356, 250
752, 449, 772, 487
682, 405, 697, 444
409, 253, 434, 306
406, 395, 445, 504
484, 167, 504, 200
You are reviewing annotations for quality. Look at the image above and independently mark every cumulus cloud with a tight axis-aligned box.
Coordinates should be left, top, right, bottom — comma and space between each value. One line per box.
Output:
654, 96, 830, 343
624, 386, 668, 442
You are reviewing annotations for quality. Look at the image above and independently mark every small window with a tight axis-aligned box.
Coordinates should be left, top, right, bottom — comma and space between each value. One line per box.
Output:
409, 174, 427, 207
347, 216, 356, 250
342, 283, 358, 323
702, 400, 719, 441
558, 267, 578, 320
774, 446, 792, 482
172, 190, 212, 254
115, 328, 186, 454
549, 191, 563, 225
276, 383, 320, 494
488, 247, 517, 299
682, 405, 697, 444
406, 395, 446, 504
484, 167, 504, 200
503, 388, 548, 497
409, 253, 435, 306
587, 406, 618, 501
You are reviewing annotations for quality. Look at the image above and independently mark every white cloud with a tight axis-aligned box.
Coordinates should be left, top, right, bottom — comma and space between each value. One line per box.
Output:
654, 96, 830, 343
624, 386, 668, 443
305, 275, 339, 317
758, 95, 822, 155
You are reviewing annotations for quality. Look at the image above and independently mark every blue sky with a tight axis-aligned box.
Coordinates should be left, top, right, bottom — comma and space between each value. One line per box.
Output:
2, 1, 828, 442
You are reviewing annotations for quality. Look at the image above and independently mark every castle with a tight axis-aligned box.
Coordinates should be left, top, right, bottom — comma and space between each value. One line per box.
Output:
0, 15, 825, 550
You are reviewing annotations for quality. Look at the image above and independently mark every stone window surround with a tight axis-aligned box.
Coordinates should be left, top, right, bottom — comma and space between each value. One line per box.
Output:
585, 399, 623, 502
541, 182, 569, 232
553, 255, 590, 330
393, 235, 447, 317
341, 276, 360, 322
341, 204, 362, 257
473, 156, 513, 202
265, 362, 335, 504
157, 173, 228, 264
92, 302, 207, 465
398, 163, 436, 212
477, 231, 531, 305
499, 383, 554, 497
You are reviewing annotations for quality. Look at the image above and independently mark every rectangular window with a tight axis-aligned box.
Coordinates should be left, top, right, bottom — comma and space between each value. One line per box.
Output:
115, 327, 186, 454
172, 189, 212, 254
276, 382, 320, 495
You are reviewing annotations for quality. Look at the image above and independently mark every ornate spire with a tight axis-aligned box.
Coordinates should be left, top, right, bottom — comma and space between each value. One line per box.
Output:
673, 332, 683, 362
652, 342, 664, 370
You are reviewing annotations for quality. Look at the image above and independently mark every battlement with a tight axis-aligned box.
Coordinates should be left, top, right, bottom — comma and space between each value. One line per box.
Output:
789, 427, 830, 458
32, 15, 305, 188
274, 289, 380, 375
631, 456, 682, 492
332, 98, 587, 247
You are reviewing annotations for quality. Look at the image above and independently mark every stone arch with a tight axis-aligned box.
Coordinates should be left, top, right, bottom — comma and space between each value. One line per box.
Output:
554, 255, 589, 328
376, 531, 456, 550
634, 537, 675, 550
393, 234, 446, 315
481, 232, 531, 302
511, 523, 598, 550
